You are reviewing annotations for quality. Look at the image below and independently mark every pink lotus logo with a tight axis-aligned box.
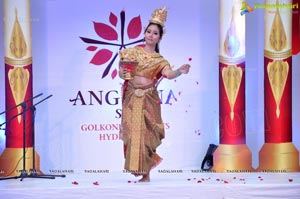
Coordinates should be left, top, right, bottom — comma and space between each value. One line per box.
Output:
80, 10, 144, 79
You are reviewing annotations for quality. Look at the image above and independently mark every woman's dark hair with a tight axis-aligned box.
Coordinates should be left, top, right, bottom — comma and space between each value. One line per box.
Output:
144, 23, 163, 53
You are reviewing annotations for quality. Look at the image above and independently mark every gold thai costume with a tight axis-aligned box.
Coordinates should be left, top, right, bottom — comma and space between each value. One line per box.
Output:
119, 46, 170, 174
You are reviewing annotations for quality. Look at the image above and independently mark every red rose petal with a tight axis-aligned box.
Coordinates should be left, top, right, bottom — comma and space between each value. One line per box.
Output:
72, 181, 79, 185
93, 181, 99, 186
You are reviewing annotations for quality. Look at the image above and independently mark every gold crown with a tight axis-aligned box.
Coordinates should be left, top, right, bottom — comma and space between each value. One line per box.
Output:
149, 6, 167, 27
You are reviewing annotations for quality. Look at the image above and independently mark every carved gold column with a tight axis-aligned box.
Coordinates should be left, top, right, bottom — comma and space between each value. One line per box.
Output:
213, 0, 253, 172
292, 0, 299, 55
257, 0, 299, 172
0, 0, 41, 177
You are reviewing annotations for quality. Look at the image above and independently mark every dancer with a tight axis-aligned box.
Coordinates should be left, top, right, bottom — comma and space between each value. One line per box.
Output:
119, 7, 190, 182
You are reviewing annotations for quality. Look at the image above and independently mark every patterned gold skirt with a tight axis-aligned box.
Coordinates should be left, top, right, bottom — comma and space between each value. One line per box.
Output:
120, 83, 164, 174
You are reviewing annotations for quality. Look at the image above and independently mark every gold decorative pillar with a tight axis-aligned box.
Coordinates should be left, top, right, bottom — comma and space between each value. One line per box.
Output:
0, 0, 41, 177
257, 0, 299, 172
213, 0, 253, 172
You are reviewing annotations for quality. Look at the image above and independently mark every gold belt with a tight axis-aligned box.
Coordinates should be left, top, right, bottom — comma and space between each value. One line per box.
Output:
132, 87, 154, 97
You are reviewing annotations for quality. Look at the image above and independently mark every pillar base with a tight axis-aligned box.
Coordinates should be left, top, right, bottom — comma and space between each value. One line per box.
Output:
257, 142, 299, 172
0, 147, 42, 177
212, 144, 253, 172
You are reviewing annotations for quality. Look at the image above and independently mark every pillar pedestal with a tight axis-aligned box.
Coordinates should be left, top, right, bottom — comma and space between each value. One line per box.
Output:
0, 147, 42, 177
257, 142, 299, 172
212, 144, 253, 172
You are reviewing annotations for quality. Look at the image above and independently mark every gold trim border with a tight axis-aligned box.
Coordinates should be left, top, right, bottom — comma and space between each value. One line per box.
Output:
219, 55, 245, 65
264, 49, 292, 60
5, 56, 32, 66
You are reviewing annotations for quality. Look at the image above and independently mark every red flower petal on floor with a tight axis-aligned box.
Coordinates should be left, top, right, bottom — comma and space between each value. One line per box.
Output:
188, 58, 192, 61
197, 180, 202, 183
93, 181, 99, 186
224, 180, 229, 183
72, 181, 79, 185
288, 179, 293, 182
127, 180, 131, 183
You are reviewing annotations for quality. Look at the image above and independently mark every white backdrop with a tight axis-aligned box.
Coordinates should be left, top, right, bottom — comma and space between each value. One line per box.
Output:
0, 0, 299, 174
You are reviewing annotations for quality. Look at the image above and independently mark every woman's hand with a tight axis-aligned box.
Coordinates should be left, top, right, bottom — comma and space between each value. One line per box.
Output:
119, 63, 128, 79
179, 64, 191, 74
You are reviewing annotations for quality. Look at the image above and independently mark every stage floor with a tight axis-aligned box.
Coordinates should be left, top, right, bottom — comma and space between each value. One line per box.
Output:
0, 170, 300, 199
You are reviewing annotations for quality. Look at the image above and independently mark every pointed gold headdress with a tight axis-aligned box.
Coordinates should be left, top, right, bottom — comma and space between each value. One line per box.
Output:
149, 6, 167, 28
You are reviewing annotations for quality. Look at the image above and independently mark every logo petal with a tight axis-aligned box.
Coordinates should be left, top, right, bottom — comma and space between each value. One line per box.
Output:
90, 49, 113, 65
86, 46, 97, 51
93, 22, 118, 40
127, 15, 142, 39
111, 68, 118, 79
109, 12, 118, 27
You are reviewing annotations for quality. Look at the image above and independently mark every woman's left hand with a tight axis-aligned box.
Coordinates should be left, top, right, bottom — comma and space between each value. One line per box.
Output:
179, 64, 191, 74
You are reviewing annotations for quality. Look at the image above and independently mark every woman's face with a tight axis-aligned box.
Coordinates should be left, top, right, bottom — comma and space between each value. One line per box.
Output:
144, 24, 161, 47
